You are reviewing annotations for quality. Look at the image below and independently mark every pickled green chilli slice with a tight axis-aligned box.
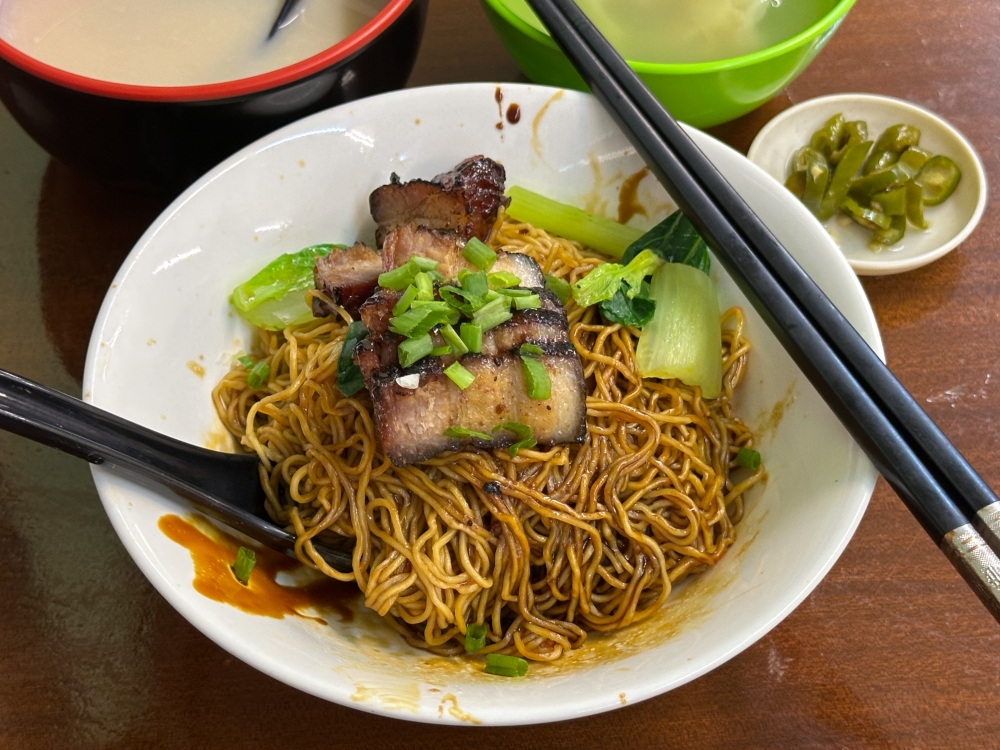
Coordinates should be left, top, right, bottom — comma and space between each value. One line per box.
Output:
784, 114, 962, 250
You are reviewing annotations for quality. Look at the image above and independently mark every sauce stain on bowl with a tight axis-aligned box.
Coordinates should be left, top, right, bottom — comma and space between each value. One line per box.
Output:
617, 166, 650, 224
158, 513, 359, 624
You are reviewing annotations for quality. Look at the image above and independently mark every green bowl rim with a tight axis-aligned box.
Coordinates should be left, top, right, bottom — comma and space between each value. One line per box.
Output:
481, 0, 858, 73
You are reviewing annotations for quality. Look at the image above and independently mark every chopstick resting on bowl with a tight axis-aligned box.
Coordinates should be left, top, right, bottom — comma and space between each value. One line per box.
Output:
523, 0, 1000, 622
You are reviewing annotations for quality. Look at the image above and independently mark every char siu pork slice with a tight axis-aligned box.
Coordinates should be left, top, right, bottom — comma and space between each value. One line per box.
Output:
369, 156, 510, 247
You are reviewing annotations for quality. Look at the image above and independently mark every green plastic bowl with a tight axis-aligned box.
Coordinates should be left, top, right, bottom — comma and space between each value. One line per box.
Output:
480, 0, 856, 128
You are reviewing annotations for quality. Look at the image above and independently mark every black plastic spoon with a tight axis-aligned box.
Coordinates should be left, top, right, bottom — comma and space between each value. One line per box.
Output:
0, 368, 353, 572
268, 0, 303, 40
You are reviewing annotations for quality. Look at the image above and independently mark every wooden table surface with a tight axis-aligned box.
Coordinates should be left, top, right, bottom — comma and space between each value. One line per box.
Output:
2, 0, 999, 747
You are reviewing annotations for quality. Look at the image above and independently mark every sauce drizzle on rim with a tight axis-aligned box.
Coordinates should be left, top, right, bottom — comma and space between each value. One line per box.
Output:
158, 513, 357, 624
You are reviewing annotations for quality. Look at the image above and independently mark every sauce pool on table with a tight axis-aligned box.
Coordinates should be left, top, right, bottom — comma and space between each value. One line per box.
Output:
157, 514, 358, 624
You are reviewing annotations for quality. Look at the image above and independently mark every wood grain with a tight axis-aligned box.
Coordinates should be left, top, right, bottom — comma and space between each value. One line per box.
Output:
2, 0, 999, 747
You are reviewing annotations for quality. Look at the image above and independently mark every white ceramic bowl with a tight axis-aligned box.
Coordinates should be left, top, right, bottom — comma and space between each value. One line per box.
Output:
83, 83, 881, 726
748, 93, 987, 276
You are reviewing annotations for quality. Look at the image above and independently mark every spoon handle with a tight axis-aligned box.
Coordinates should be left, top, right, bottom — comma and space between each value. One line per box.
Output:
0, 368, 353, 571
0, 368, 261, 506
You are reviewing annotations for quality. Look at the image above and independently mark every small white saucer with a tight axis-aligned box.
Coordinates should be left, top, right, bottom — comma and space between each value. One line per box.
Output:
748, 93, 987, 276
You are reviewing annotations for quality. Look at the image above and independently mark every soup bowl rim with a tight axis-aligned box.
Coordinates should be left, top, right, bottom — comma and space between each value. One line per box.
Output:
481, 0, 857, 73
0, 0, 417, 103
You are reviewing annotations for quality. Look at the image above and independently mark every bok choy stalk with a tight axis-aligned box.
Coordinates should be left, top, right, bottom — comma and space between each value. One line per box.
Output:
506, 186, 643, 259
635, 263, 722, 399
230, 244, 343, 330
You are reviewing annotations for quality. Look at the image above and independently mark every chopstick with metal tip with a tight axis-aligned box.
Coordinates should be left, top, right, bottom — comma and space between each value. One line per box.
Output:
522, 0, 1000, 621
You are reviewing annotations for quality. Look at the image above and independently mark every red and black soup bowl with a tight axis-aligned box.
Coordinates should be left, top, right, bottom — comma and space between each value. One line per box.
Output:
0, 0, 428, 192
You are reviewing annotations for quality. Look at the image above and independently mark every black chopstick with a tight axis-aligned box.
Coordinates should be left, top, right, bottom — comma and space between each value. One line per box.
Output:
523, 0, 1000, 621
268, 0, 302, 40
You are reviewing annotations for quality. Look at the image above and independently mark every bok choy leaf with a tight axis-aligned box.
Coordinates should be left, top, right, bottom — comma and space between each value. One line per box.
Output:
635, 262, 722, 398
230, 244, 343, 330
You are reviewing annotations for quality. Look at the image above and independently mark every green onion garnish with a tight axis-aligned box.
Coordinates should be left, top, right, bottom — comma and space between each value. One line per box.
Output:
463, 237, 498, 271
461, 323, 483, 354
441, 324, 469, 355
520, 343, 543, 357
521, 355, 551, 400
389, 305, 452, 338
336, 321, 369, 397
484, 653, 528, 677
409, 255, 439, 272
497, 287, 535, 298
444, 361, 476, 390
398, 334, 433, 368
513, 294, 541, 310
465, 623, 488, 653
439, 285, 473, 316
544, 275, 572, 304
472, 296, 513, 332
737, 447, 761, 470
430, 345, 452, 357
494, 422, 536, 456
461, 269, 489, 298
237, 355, 254, 369
232, 546, 256, 585
378, 264, 416, 291
393, 285, 419, 316
488, 271, 521, 289
414, 271, 435, 301
246, 360, 270, 389
444, 426, 493, 441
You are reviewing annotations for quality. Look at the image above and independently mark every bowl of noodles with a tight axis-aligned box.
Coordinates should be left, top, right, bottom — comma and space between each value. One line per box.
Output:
83, 83, 880, 725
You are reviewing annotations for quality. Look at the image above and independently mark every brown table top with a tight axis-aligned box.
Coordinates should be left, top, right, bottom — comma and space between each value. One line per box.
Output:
2, 0, 999, 747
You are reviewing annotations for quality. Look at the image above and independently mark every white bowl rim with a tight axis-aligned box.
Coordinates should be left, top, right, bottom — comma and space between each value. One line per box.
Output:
81, 82, 882, 726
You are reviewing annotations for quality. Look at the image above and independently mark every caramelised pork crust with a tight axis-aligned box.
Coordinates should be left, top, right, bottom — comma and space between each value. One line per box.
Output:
354, 282, 586, 466
370, 156, 510, 246
312, 242, 382, 319
360, 345, 587, 466
381, 224, 544, 285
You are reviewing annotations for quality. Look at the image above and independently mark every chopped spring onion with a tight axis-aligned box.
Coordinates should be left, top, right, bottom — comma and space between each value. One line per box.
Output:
336, 321, 369, 397
497, 287, 535, 298
506, 186, 643, 259
635, 262, 722, 399
441, 324, 469, 355
461, 323, 483, 354
393, 285, 419, 316
461, 269, 490, 299
444, 361, 476, 390
485, 653, 528, 677
378, 263, 417, 291
430, 345, 452, 357
232, 546, 256, 585
737, 447, 761, 470
389, 305, 453, 338
246, 361, 270, 389
398, 334, 433, 368
520, 355, 551, 400
494, 422, 536, 456
488, 271, 521, 289
544, 274, 572, 304
472, 296, 513, 332
414, 271, 435, 301
462, 237, 497, 271
571, 248, 662, 308
465, 623, 488, 653
520, 343, 543, 356
444, 426, 493, 441
513, 294, 541, 310
237, 355, 254, 369
409, 256, 439, 272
